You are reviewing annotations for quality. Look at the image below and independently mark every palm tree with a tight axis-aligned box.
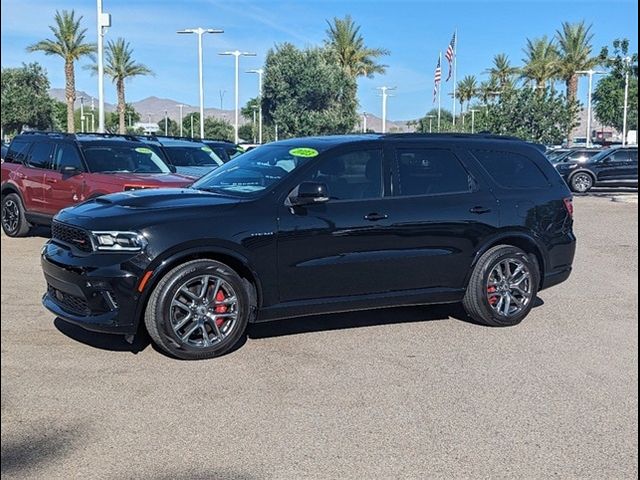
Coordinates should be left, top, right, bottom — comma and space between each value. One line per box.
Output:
457, 75, 478, 112
324, 15, 389, 78
556, 21, 598, 103
478, 77, 501, 104
100, 38, 153, 133
27, 10, 95, 133
487, 53, 520, 88
521, 36, 560, 92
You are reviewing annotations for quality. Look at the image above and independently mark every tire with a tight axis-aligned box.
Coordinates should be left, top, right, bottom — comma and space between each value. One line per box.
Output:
463, 245, 540, 327
1, 193, 31, 237
569, 172, 594, 193
144, 259, 251, 360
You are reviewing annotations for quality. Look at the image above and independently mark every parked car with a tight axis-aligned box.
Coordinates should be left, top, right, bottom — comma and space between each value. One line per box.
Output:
201, 139, 244, 163
555, 145, 638, 192
548, 148, 602, 164
1, 142, 9, 162
141, 136, 225, 178
545, 148, 570, 162
41, 133, 576, 360
1, 132, 194, 237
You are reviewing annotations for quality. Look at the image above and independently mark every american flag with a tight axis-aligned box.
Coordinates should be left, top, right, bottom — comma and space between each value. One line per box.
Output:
445, 31, 456, 81
433, 54, 442, 103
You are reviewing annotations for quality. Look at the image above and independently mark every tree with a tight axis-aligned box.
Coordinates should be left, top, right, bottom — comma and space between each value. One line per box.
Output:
521, 36, 560, 91
324, 15, 389, 78
487, 53, 520, 88
262, 43, 358, 138
593, 39, 638, 131
157, 118, 180, 136
182, 115, 234, 140
27, 10, 95, 133
457, 75, 478, 112
1, 63, 55, 135
478, 87, 579, 144
555, 21, 598, 103
105, 104, 140, 132
91, 38, 153, 134
415, 108, 453, 133
478, 77, 501, 104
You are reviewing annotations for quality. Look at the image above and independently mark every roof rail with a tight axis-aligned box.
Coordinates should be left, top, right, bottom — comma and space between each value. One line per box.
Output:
19, 130, 143, 142
202, 138, 235, 144
75, 132, 142, 142
152, 135, 204, 143
19, 130, 74, 138
383, 132, 523, 142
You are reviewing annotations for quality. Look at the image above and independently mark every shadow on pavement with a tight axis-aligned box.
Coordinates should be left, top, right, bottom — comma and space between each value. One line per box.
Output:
54, 317, 150, 354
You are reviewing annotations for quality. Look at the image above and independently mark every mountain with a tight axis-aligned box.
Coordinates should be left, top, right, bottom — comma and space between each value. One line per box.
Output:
48, 88, 116, 112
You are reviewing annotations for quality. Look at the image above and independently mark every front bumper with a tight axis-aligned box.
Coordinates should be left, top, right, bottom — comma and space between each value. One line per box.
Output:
41, 241, 145, 335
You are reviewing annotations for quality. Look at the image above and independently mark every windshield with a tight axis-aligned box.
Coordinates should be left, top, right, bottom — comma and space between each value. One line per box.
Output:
164, 146, 224, 167
191, 144, 321, 197
547, 150, 569, 163
82, 145, 171, 173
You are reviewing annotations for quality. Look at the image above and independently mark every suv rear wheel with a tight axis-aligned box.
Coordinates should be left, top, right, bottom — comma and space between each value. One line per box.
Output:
569, 172, 594, 193
463, 245, 539, 326
2, 193, 31, 237
144, 259, 250, 360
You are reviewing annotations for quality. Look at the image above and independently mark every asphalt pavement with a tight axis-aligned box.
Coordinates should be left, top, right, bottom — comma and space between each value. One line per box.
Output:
1, 195, 637, 479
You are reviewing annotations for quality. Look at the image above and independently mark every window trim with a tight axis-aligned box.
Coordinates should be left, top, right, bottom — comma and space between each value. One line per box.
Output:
470, 148, 551, 190
53, 142, 87, 172
25, 141, 54, 170
391, 146, 477, 198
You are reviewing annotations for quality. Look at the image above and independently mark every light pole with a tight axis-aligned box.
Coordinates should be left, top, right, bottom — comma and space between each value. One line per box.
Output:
425, 114, 435, 133
90, 97, 95, 132
96, 0, 110, 132
164, 110, 168, 135
247, 68, 263, 143
252, 107, 257, 143
178, 28, 224, 139
79, 96, 85, 132
622, 56, 632, 146
469, 109, 480, 134
220, 51, 257, 143
577, 69, 606, 147
85, 112, 95, 133
376, 86, 396, 133
190, 113, 195, 138
362, 113, 367, 133
176, 104, 185, 136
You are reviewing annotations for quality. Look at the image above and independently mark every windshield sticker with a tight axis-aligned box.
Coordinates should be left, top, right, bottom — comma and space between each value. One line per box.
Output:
289, 147, 319, 158
135, 147, 154, 154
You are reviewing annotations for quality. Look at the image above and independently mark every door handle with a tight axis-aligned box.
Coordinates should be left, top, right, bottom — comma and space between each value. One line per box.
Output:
470, 206, 492, 214
46, 178, 58, 184
364, 213, 389, 221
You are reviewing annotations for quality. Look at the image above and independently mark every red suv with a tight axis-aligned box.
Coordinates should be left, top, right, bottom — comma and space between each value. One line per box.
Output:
1, 132, 193, 237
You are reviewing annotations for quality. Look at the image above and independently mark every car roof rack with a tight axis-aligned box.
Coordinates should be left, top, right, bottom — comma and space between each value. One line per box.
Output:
150, 135, 205, 143
202, 138, 235, 144
19, 130, 143, 142
383, 132, 523, 142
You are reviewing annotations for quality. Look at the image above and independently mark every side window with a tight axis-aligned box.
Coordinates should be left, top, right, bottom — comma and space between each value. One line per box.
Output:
472, 149, 549, 189
302, 149, 383, 201
7, 140, 31, 164
396, 149, 471, 196
608, 150, 630, 163
26, 142, 54, 169
629, 150, 638, 164
53, 144, 84, 171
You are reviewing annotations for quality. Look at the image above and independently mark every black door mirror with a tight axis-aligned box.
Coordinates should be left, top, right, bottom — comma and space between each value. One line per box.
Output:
167, 164, 177, 173
61, 165, 81, 176
287, 182, 330, 206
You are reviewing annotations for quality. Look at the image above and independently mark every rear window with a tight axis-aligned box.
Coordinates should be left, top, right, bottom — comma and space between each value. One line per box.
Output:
472, 149, 550, 189
164, 146, 224, 167
396, 149, 472, 196
6, 140, 31, 163
81, 145, 171, 174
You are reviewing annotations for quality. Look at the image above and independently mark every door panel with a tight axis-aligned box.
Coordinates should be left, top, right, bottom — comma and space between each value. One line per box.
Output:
594, 150, 630, 181
44, 143, 87, 215
23, 142, 54, 213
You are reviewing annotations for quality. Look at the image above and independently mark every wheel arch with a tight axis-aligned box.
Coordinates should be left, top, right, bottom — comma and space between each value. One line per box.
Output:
133, 245, 262, 330
1, 182, 25, 202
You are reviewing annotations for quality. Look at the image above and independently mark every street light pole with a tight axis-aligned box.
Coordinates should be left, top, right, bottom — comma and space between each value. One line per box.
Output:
362, 113, 367, 133
469, 109, 480, 134
178, 28, 224, 139
247, 69, 263, 143
220, 51, 257, 143
425, 114, 435, 133
96, 0, 110, 132
79, 96, 85, 132
190, 114, 194, 138
90, 97, 95, 132
577, 69, 606, 147
622, 57, 632, 146
376, 86, 396, 133
164, 110, 168, 135
176, 104, 184, 136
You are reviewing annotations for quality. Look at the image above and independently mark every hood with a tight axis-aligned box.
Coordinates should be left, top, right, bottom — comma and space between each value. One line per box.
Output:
55, 188, 242, 230
89, 172, 194, 187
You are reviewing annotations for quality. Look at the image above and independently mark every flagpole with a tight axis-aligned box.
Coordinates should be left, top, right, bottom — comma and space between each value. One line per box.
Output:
438, 51, 442, 132
452, 28, 458, 129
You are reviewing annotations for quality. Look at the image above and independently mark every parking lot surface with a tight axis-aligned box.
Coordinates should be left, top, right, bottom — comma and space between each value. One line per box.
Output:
1, 195, 638, 479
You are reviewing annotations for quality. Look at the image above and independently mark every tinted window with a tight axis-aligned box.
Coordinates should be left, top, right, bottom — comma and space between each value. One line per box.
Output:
473, 149, 549, 189
629, 150, 638, 163
396, 149, 471, 196
164, 146, 224, 167
608, 150, 630, 163
53, 144, 84, 170
81, 145, 171, 173
6, 140, 31, 163
302, 149, 383, 201
27, 142, 53, 169
566, 150, 599, 162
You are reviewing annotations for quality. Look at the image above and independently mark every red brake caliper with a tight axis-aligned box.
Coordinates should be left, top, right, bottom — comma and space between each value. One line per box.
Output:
487, 286, 498, 305
214, 289, 227, 326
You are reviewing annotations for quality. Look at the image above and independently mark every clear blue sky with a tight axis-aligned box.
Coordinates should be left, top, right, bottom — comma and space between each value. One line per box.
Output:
1, 0, 638, 120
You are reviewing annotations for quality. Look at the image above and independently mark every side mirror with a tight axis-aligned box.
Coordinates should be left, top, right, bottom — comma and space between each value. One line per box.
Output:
61, 165, 81, 176
286, 182, 330, 207
167, 164, 177, 173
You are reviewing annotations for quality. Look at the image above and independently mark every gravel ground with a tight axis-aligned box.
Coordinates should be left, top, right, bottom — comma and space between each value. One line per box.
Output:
1, 195, 637, 480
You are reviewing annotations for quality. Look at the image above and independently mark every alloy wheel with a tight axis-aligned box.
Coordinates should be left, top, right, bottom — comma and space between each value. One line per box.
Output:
2, 199, 19, 234
486, 258, 533, 317
572, 173, 593, 193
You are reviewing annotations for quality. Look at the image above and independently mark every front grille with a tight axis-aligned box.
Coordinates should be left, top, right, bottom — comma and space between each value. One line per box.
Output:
48, 285, 90, 315
51, 222, 93, 252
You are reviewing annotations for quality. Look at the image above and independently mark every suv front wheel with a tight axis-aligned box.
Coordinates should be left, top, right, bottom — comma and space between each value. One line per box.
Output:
145, 259, 250, 360
463, 245, 539, 327
2, 193, 31, 237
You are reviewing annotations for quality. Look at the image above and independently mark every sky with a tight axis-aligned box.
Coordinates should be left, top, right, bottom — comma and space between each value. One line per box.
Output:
1, 0, 638, 121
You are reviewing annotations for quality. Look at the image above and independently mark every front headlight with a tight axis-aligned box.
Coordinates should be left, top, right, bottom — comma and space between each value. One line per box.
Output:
91, 231, 148, 252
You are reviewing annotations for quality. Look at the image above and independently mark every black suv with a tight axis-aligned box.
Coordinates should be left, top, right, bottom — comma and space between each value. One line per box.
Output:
555, 146, 638, 192
41, 134, 576, 360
